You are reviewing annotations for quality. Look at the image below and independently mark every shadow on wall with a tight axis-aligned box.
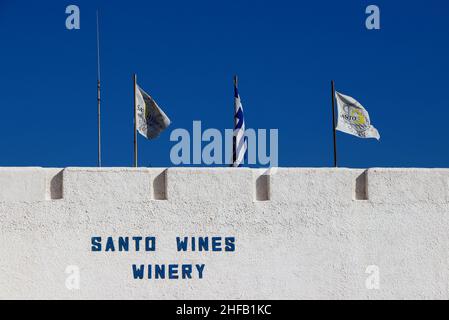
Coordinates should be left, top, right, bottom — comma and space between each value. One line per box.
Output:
153, 170, 167, 200
49, 170, 63, 200
355, 171, 368, 201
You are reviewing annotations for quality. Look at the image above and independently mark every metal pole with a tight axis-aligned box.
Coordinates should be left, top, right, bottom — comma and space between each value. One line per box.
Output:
232, 75, 238, 165
331, 80, 338, 168
133, 74, 138, 167
96, 10, 102, 167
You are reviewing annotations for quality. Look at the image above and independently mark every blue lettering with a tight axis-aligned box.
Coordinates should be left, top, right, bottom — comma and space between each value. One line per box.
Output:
132, 236, 143, 251
196, 264, 205, 279
118, 237, 129, 252
225, 237, 235, 252
198, 237, 209, 251
212, 237, 222, 251
169, 264, 179, 279
145, 237, 156, 251
91, 237, 101, 251
191, 237, 196, 251
105, 237, 115, 252
132, 264, 145, 279
176, 237, 188, 251
155, 264, 165, 279
182, 265, 192, 279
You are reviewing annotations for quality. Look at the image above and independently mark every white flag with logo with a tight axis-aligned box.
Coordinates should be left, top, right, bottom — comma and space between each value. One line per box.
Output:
335, 91, 380, 140
135, 85, 171, 139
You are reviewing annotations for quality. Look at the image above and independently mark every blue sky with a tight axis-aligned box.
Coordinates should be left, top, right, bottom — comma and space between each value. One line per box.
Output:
0, 0, 448, 168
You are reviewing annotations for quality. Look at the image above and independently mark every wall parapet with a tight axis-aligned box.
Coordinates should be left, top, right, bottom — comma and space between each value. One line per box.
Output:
0, 167, 448, 204
1, 167, 449, 299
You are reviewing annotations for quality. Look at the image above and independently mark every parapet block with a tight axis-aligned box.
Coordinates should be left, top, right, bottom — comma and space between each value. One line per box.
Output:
0, 167, 447, 204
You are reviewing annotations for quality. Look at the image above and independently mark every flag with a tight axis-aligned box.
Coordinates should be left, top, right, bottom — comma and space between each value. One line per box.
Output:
135, 85, 171, 139
232, 79, 247, 167
335, 91, 380, 140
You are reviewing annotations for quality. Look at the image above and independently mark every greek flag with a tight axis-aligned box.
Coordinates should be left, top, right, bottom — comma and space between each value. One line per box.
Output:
232, 77, 247, 167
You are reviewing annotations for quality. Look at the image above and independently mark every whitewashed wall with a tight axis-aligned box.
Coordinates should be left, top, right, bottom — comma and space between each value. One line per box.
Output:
0, 167, 449, 300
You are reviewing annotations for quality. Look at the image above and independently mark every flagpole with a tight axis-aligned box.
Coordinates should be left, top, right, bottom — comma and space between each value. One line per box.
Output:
96, 10, 102, 167
232, 75, 238, 166
133, 74, 138, 167
331, 80, 338, 168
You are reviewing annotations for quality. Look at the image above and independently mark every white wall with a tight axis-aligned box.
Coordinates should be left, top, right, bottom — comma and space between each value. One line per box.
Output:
0, 167, 449, 300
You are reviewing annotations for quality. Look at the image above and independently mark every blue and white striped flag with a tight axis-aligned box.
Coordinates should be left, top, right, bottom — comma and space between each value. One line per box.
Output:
232, 76, 247, 167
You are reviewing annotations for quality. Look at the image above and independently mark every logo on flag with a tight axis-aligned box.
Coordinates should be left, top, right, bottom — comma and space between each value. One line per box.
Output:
135, 85, 171, 140
335, 91, 380, 140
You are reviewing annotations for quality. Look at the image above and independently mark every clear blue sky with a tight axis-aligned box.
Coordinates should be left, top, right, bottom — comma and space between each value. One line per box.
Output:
0, 0, 448, 168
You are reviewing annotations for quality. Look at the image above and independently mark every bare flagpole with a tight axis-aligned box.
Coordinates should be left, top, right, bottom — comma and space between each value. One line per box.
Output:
331, 80, 338, 168
96, 10, 102, 167
133, 74, 138, 167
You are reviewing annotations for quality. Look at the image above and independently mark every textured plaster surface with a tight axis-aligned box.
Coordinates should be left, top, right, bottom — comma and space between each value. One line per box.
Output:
0, 167, 449, 300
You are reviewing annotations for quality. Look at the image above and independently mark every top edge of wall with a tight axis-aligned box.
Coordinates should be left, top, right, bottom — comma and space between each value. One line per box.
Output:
55, 167, 364, 172
0, 167, 448, 204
